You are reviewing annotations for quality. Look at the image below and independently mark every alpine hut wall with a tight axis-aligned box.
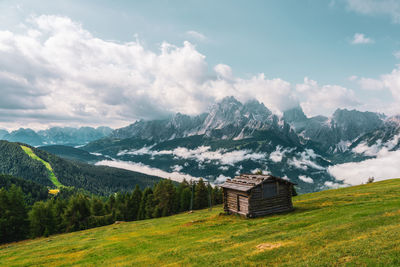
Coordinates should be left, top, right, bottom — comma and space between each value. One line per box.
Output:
221, 174, 295, 218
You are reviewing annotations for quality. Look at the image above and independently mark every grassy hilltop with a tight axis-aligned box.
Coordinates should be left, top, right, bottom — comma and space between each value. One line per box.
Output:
1, 179, 400, 266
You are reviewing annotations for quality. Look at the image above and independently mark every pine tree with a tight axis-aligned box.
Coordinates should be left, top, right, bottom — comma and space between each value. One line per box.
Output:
91, 198, 105, 216
176, 179, 189, 212
52, 198, 67, 233
138, 187, 153, 220
153, 180, 177, 217
0, 185, 29, 243
212, 186, 223, 205
29, 201, 56, 237
63, 194, 91, 232
106, 194, 116, 213
126, 185, 142, 221
0, 187, 9, 243
180, 187, 192, 211
114, 192, 128, 221
145, 193, 156, 219
194, 178, 208, 210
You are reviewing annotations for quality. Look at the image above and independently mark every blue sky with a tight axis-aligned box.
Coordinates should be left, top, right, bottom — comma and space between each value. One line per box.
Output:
1, 0, 400, 129
2, 0, 398, 82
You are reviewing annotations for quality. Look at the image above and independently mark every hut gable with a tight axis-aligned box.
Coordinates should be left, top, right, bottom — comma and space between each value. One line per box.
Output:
221, 174, 295, 218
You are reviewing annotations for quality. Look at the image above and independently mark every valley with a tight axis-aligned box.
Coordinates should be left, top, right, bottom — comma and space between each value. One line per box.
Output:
4, 97, 400, 194
1, 2, 399, 266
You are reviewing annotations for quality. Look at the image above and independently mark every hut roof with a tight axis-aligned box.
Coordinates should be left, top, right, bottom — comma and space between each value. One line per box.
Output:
220, 174, 295, 192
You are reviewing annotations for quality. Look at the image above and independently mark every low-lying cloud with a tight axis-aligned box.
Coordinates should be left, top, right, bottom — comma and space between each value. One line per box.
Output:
0, 14, 369, 129
287, 149, 325, 171
330, 134, 400, 185
352, 134, 400, 157
96, 160, 200, 182
215, 174, 230, 184
328, 149, 400, 185
299, 175, 314, 183
118, 146, 267, 165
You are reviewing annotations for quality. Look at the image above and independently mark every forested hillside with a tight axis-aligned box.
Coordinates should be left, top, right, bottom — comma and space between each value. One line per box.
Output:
39, 145, 106, 163
0, 141, 162, 195
0, 174, 49, 204
0, 178, 222, 244
0, 141, 52, 186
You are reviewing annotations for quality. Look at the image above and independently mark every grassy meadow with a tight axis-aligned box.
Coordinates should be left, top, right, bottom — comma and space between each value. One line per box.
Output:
20, 145, 63, 188
1, 179, 400, 266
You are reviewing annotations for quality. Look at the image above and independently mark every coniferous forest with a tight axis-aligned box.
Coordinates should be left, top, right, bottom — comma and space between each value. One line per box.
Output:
0, 140, 162, 195
0, 174, 223, 244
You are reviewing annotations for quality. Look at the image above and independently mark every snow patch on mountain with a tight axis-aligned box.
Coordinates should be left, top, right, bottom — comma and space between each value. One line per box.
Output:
334, 140, 352, 152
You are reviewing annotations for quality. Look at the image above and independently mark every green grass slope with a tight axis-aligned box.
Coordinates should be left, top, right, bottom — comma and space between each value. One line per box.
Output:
20, 145, 63, 188
1, 179, 400, 266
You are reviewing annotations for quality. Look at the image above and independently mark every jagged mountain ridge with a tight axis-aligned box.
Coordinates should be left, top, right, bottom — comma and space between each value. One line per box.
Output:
112, 96, 300, 144
111, 96, 390, 154
283, 107, 387, 153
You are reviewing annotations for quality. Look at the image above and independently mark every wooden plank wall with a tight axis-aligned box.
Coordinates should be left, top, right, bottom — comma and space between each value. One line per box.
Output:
224, 189, 250, 215
249, 182, 293, 217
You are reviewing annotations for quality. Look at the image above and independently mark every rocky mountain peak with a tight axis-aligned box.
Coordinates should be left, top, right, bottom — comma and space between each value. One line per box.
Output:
283, 106, 307, 123
331, 109, 384, 140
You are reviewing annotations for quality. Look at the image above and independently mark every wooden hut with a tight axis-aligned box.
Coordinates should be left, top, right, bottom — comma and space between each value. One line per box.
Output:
220, 174, 295, 218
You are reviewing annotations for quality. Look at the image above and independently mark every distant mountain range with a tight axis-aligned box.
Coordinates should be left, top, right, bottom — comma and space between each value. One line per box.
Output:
6, 96, 399, 194
111, 97, 298, 143
0, 126, 113, 146
110, 96, 388, 154
80, 96, 399, 193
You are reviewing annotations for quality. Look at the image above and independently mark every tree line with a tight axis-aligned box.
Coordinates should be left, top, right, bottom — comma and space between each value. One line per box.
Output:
0, 178, 223, 244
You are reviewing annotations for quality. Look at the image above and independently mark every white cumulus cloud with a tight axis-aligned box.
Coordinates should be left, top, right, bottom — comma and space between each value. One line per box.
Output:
186, 30, 207, 41
351, 33, 374, 44
296, 77, 360, 117
215, 174, 230, 184
346, 0, 400, 23
0, 14, 378, 129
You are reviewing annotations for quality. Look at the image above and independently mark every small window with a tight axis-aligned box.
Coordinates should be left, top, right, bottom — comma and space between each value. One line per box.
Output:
262, 182, 278, 198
